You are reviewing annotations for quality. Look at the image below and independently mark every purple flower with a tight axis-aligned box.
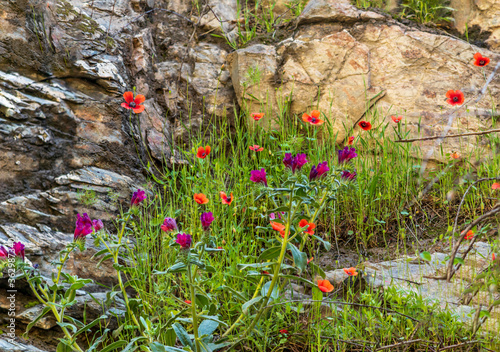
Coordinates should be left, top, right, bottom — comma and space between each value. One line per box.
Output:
309, 161, 330, 180
200, 212, 214, 231
74, 213, 93, 240
250, 168, 268, 187
161, 217, 178, 232
176, 233, 192, 249
131, 189, 146, 206
13, 242, 25, 261
269, 212, 285, 220
283, 153, 308, 173
338, 147, 357, 164
0, 245, 10, 260
92, 219, 104, 232
340, 170, 357, 181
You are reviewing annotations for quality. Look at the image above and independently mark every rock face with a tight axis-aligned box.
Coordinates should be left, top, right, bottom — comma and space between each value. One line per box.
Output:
227, 0, 500, 162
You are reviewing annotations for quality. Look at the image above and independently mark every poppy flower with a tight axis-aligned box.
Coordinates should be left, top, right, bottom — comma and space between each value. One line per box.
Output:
391, 116, 402, 123
317, 279, 334, 293
262, 270, 270, 275
176, 233, 192, 249
298, 219, 315, 235
121, 91, 145, 113
307, 257, 314, 264
309, 161, 330, 181
340, 170, 357, 181
197, 146, 211, 159
493, 253, 496, 261
451, 151, 460, 159
348, 136, 354, 145
358, 121, 372, 131
464, 230, 474, 240
445, 90, 465, 106
92, 219, 104, 232
217, 246, 223, 250
249, 145, 264, 152
251, 112, 264, 121
13, 242, 25, 261
492, 183, 500, 190
220, 191, 233, 205
250, 168, 268, 187
473, 53, 490, 67
343, 267, 358, 276
271, 221, 286, 238
200, 212, 214, 231
338, 147, 357, 164
302, 110, 324, 125
279, 329, 289, 335
161, 217, 178, 232
74, 213, 93, 240
283, 153, 308, 173
185, 300, 192, 304
194, 193, 209, 204
131, 189, 146, 206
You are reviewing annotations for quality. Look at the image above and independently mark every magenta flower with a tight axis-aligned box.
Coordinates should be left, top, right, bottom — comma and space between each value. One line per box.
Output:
131, 189, 146, 206
309, 161, 330, 180
176, 233, 192, 249
200, 212, 214, 231
161, 217, 178, 232
74, 213, 93, 240
250, 168, 268, 187
283, 153, 308, 173
92, 219, 104, 232
340, 170, 357, 181
0, 245, 11, 260
338, 147, 357, 164
270, 212, 285, 220
13, 242, 25, 261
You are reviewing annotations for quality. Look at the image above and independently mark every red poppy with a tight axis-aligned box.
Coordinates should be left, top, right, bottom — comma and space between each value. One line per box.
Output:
492, 183, 500, 190
220, 191, 233, 205
464, 230, 474, 240
298, 219, 315, 235
262, 270, 270, 275
343, 267, 358, 276
194, 193, 209, 204
307, 257, 314, 264
473, 53, 490, 67
185, 300, 191, 304
249, 145, 264, 152
391, 116, 402, 123
197, 146, 211, 159
451, 151, 460, 159
302, 110, 324, 125
217, 246, 223, 249
251, 113, 264, 121
492, 253, 496, 261
279, 329, 289, 335
317, 279, 334, 293
121, 91, 145, 113
271, 221, 286, 238
445, 90, 465, 106
348, 136, 354, 145
358, 121, 372, 131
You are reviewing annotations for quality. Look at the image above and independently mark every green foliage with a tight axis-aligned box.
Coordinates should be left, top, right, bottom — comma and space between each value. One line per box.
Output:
400, 0, 455, 24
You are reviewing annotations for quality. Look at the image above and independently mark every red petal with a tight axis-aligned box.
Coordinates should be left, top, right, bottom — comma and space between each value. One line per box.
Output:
302, 114, 311, 123
134, 94, 146, 105
311, 110, 320, 118
123, 91, 134, 104
121, 102, 131, 109
133, 105, 145, 113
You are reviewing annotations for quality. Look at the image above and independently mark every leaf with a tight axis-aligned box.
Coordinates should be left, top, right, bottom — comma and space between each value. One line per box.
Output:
23, 306, 51, 337
167, 262, 187, 273
172, 322, 193, 348
99, 340, 127, 352
287, 243, 307, 273
56, 342, 72, 352
57, 322, 77, 334
491, 299, 500, 307
261, 281, 279, 300
258, 246, 281, 261
198, 319, 219, 337
453, 257, 465, 265
279, 275, 314, 287
311, 235, 331, 251
121, 337, 149, 352
419, 251, 432, 262
215, 285, 247, 301
150, 342, 188, 352
74, 315, 108, 337
199, 315, 228, 327
237, 262, 275, 270
309, 262, 326, 279
242, 296, 263, 314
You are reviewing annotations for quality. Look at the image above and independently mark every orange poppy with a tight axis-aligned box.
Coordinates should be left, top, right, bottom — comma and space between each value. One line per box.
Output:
358, 121, 372, 131
302, 110, 324, 125
249, 145, 264, 152
271, 221, 286, 237
298, 219, 315, 235
464, 230, 474, 240
391, 116, 402, 123
343, 267, 358, 276
492, 253, 496, 261
317, 279, 334, 293
194, 193, 209, 204
445, 90, 465, 106
220, 191, 233, 205
307, 257, 314, 264
197, 145, 211, 159
492, 183, 500, 190
348, 136, 354, 145
185, 300, 191, 304
451, 151, 460, 159
473, 53, 490, 67
251, 113, 264, 121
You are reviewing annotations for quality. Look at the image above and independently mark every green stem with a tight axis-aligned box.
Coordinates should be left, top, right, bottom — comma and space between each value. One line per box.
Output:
299, 189, 329, 253
188, 265, 201, 352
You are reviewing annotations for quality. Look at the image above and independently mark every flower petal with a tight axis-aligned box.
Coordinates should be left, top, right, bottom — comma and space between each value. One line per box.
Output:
311, 110, 320, 118
134, 94, 146, 105
133, 105, 145, 113
123, 91, 134, 103
121, 102, 131, 109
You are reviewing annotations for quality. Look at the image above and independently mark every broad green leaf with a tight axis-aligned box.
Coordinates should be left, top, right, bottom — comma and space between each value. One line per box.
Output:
419, 251, 432, 262
100, 340, 127, 352
258, 246, 281, 261
242, 296, 263, 314
23, 306, 51, 337
198, 319, 219, 336
287, 243, 307, 273
311, 235, 331, 251
261, 281, 279, 300
172, 323, 193, 348
453, 257, 465, 265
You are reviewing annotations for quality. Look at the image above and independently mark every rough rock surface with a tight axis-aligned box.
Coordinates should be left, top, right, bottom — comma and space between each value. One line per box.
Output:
227, 0, 500, 162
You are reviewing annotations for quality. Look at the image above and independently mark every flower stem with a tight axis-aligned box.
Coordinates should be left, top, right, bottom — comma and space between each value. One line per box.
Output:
299, 188, 329, 253
188, 265, 201, 352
